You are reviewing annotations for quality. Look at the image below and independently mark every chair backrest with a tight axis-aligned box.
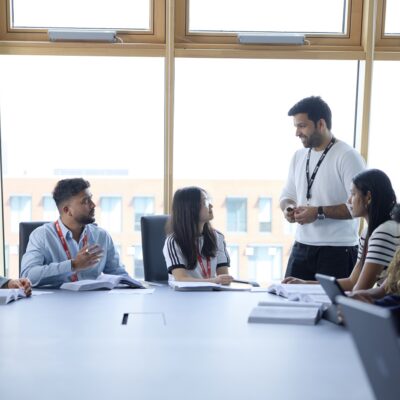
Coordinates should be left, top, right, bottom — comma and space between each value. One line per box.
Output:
19, 221, 48, 276
141, 215, 169, 282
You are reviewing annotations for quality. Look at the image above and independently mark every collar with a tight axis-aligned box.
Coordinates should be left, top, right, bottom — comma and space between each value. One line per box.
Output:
57, 218, 88, 241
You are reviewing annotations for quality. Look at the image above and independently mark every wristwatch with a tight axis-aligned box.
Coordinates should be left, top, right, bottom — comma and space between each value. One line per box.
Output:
317, 206, 326, 220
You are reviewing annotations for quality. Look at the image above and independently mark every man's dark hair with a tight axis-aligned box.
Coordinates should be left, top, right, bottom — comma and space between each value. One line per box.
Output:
52, 178, 90, 208
288, 96, 332, 130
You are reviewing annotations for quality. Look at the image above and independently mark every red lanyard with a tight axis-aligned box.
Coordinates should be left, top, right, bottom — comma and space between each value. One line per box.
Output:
54, 221, 87, 282
197, 253, 211, 279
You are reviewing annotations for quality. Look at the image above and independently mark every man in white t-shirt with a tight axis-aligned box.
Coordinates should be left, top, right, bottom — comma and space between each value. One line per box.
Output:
280, 96, 365, 280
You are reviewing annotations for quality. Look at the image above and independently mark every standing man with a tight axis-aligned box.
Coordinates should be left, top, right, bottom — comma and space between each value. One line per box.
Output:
21, 178, 129, 287
280, 96, 365, 281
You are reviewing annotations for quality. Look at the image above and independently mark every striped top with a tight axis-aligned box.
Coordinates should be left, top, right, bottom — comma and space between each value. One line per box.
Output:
163, 230, 230, 280
358, 220, 400, 280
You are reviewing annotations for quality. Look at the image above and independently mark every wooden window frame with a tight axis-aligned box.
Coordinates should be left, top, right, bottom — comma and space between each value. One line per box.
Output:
175, 0, 363, 49
0, 0, 165, 44
375, 0, 400, 50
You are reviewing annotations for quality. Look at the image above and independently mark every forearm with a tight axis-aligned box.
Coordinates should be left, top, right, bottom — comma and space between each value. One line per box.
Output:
21, 260, 72, 287
320, 204, 352, 220
216, 266, 229, 275
280, 197, 296, 211
338, 277, 356, 291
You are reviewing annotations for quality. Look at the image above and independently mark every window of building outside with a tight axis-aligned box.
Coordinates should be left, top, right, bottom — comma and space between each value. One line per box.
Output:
10, 0, 151, 30
132, 245, 144, 279
259, 197, 272, 233
99, 196, 122, 233
384, 0, 400, 34
226, 197, 247, 233
42, 195, 59, 221
133, 196, 155, 232
247, 245, 283, 284
0, 55, 164, 279
226, 244, 239, 277
10, 195, 31, 233
188, 0, 348, 34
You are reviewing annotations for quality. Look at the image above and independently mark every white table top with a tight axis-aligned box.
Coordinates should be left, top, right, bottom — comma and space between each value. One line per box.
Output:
0, 287, 374, 400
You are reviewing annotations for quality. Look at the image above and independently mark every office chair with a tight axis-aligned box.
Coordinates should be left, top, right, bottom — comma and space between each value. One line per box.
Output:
19, 221, 49, 276
140, 215, 169, 283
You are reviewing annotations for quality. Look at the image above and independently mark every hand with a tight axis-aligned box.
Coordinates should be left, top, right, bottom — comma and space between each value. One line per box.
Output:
347, 291, 374, 304
283, 206, 296, 223
294, 206, 318, 225
72, 245, 104, 272
281, 276, 307, 284
7, 278, 32, 297
213, 274, 234, 285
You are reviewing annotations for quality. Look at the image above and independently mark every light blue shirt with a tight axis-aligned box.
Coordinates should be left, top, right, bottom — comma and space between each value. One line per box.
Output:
0, 276, 9, 288
21, 219, 128, 287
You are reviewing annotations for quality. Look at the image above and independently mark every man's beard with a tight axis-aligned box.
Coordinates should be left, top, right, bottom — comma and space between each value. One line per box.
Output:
77, 213, 95, 225
302, 129, 323, 148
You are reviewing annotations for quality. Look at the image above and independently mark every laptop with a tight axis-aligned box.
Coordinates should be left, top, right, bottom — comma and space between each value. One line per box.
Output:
337, 296, 400, 400
315, 273, 346, 304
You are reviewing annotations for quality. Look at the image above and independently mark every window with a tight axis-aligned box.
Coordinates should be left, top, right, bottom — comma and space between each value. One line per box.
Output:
10, 196, 31, 233
226, 244, 239, 277
188, 0, 348, 34
384, 0, 400, 35
369, 61, 400, 196
226, 197, 247, 233
259, 197, 272, 233
133, 196, 155, 231
247, 245, 283, 283
100, 196, 122, 233
42, 195, 58, 221
132, 245, 144, 279
11, 0, 152, 30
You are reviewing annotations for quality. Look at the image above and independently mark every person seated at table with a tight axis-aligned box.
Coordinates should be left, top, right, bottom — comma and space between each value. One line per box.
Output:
283, 169, 400, 291
163, 186, 233, 284
21, 178, 129, 287
0, 276, 32, 296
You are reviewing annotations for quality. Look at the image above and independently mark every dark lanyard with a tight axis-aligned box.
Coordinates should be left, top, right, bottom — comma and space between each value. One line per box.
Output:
306, 137, 336, 204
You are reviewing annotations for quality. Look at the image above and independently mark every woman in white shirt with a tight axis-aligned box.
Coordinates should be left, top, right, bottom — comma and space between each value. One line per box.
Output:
284, 169, 400, 291
163, 186, 233, 284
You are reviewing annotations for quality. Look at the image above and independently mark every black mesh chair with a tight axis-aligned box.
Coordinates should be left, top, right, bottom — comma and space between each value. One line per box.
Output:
140, 215, 169, 283
19, 221, 49, 276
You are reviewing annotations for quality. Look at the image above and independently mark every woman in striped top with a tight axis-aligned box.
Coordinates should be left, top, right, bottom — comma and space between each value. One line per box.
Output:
284, 169, 400, 291
163, 187, 233, 284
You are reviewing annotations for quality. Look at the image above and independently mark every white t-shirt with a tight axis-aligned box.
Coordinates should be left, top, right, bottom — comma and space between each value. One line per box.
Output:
163, 230, 230, 279
358, 220, 400, 274
280, 139, 365, 246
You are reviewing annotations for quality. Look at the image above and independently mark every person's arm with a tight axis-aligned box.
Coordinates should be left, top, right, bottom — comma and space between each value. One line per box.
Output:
0, 276, 10, 288
102, 233, 128, 276
280, 153, 298, 223
348, 285, 387, 303
21, 229, 76, 287
171, 268, 233, 284
294, 204, 351, 225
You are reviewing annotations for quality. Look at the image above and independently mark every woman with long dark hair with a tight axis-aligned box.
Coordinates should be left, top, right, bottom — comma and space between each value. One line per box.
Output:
163, 187, 233, 284
284, 169, 400, 291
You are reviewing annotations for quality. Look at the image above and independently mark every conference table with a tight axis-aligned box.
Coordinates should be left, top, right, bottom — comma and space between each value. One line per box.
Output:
0, 286, 374, 400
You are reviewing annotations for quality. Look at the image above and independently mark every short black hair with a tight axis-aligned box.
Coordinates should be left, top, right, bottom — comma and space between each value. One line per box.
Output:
288, 96, 332, 130
52, 178, 90, 208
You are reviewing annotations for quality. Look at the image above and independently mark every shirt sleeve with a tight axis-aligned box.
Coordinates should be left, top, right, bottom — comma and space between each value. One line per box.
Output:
102, 233, 128, 276
280, 152, 298, 205
215, 231, 230, 268
163, 236, 186, 273
0, 276, 10, 288
20, 227, 72, 287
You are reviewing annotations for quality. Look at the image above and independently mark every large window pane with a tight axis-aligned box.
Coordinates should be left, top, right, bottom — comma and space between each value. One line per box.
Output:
133, 196, 155, 232
100, 196, 122, 233
189, 0, 347, 34
0, 55, 164, 278
11, 0, 151, 30
384, 0, 400, 35
369, 61, 400, 196
10, 195, 31, 233
174, 58, 358, 281
226, 197, 247, 233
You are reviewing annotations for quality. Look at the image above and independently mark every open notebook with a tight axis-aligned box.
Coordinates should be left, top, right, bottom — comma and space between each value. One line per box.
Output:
169, 281, 251, 292
0, 288, 26, 305
267, 283, 331, 305
61, 274, 145, 291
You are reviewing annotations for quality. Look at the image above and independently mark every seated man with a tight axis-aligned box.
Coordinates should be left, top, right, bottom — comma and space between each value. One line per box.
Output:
0, 276, 32, 296
21, 178, 128, 287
